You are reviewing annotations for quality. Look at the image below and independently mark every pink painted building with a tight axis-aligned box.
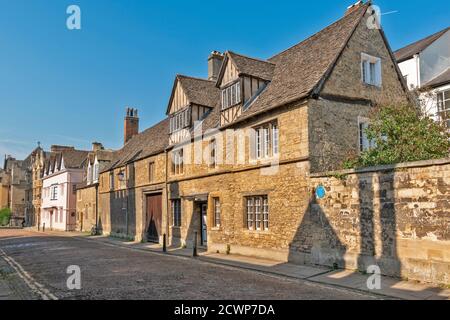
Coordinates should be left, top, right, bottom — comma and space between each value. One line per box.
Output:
41, 146, 89, 231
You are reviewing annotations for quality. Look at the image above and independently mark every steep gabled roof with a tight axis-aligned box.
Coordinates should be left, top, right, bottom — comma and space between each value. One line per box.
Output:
102, 118, 170, 172
229, 2, 370, 123
60, 150, 90, 169
394, 27, 450, 63
217, 51, 275, 85
166, 75, 220, 114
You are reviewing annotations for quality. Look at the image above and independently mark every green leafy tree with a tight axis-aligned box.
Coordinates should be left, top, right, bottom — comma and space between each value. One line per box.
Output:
344, 104, 450, 169
0, 208, 11, 226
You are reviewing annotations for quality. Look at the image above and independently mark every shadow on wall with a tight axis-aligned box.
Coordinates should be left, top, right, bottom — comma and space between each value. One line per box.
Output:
357, 171, 401, 278
288, 194, 347, 269
288, 171, 401, 278
109, 165, 137, 239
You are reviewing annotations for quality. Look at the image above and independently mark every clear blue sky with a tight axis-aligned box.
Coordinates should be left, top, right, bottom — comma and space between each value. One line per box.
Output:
0, 0, 448, 159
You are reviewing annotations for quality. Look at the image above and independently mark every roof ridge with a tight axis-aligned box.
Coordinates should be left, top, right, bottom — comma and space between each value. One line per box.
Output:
269, 3, 370, 61
395, 26, 450, 53
177, 74, 215, 83
227, 51, 275, 65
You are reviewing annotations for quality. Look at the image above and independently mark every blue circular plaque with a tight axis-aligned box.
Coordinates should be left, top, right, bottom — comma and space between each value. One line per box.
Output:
316, 186, 326, 199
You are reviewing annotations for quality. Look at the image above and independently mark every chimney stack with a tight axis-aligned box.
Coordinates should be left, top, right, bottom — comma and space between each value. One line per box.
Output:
124, 108, 139, 144
208, 51, 224, 81
345, 0, 365, 15
92, 142, 104, 152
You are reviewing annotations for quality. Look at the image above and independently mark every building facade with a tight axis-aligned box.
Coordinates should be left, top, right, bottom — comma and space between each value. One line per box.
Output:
0, 168, 10, 210
41, 146, 89, 231
31, 147, 49, 228
95, 0, 410, 264
76, 143, 113, 233
395, 27, 450, 125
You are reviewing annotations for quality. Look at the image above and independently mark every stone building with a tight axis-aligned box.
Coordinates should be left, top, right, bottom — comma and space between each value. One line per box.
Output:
31, 147, 49, 228
0, 168, 10, 209
2, 149, 43, 226
91, 2, 450, 284
76, 143, 113, 233
97, 1, 409, 249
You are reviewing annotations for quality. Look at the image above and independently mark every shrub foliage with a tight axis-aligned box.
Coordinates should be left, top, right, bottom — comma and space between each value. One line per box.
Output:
344, 104, 450, 169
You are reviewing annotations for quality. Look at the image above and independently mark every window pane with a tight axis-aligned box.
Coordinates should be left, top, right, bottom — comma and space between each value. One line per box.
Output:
263, 127, 270, 157
255, 197, 261, 230
272, 124, 279, 155
247, 198, 254, 230
236, 83, 241, 103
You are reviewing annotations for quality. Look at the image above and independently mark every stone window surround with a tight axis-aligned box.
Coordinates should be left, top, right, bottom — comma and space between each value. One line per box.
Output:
245, 195, 269, 232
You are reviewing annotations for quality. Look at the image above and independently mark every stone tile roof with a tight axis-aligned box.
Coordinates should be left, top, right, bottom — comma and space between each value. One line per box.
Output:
226, 51, 275, 82
43, 149, 90, 175
61, 150, 90, 169
100, 3, 377, 172
102, 118, 170, 172
422, 68, 450, 88
176, 75, 220, 110
394, 27, 450, 63
227, 3, 369, 123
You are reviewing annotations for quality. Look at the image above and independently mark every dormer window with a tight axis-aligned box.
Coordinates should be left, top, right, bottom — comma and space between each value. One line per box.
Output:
222, 81, 241, 110
170, 107, 191, 133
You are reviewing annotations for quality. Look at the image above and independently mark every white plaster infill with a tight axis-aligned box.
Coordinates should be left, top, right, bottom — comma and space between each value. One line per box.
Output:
310, 158, 450, 178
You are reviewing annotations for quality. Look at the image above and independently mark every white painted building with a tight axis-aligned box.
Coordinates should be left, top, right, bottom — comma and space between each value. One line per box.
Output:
41, 146, 89, 231
395, 27, 450, 126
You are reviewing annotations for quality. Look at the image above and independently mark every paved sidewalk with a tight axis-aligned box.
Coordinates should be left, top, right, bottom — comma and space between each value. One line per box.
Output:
28, 229, 450, 300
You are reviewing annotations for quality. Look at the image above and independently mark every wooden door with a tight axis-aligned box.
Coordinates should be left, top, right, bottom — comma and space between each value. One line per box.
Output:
146, 194, 162, 242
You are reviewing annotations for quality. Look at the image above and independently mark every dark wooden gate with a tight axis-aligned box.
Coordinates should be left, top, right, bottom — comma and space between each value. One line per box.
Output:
146, 194, 162, 243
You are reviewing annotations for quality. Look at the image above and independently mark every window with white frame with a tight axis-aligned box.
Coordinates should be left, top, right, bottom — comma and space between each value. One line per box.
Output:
50, 185, 58, 200
437, 89, 450, 128
222, 81, 241, 110
172, 199, 181, 227
213, 198, 221, 228
170, 108, 190, 133
87, 164, 92, 184
361, 53, 382, 87
172, 149, 184, 175
246, 195, 269, 231
93, 163, 99, 182
253, 122, 279, 159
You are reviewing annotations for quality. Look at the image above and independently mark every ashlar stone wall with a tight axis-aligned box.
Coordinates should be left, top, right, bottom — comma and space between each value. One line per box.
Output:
307, 159, 450, 285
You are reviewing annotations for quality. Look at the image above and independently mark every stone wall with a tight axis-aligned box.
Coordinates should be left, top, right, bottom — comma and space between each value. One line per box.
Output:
307, 159, 450, 285
320, 9, 409, 106
308, 98, 372, 173
76, 185, 97, 232
98, 153, 168, 242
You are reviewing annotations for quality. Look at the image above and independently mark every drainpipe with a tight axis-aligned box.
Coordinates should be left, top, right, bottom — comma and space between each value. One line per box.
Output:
95, 184, 99, 234
414, 54, 420, 88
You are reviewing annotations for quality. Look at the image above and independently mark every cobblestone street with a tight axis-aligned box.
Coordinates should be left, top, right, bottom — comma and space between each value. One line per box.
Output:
0, 229, 379, 300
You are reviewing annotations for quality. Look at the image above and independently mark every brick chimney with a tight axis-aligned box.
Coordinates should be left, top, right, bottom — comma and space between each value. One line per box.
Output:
124, 108, 139, 144
208, 51, 224, 81
92, 142, 104, 152
345, 0, 365, 15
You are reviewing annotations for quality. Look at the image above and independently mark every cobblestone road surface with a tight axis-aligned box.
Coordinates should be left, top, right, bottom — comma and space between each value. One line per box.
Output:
0, 229, 379, 300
